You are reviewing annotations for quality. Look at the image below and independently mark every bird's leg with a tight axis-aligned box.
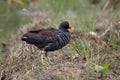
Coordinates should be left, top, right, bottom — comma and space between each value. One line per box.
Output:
41, 50, 47, 57
41, 54, 44, 64
45, 51, 52, 63
41, 50, 46, 64
41, 50, 45, 54
45, 51, 49, 62
41, 50, 51, 64
45, 51, 48, 57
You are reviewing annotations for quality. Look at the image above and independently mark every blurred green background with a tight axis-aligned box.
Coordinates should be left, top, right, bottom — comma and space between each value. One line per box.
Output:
0, 0, 120, 42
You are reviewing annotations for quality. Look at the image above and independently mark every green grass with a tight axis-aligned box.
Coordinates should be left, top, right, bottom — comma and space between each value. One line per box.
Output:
0, 0, 120, 80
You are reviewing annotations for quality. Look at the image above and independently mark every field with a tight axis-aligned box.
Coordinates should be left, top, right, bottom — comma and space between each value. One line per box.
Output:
0, 0, 120, 80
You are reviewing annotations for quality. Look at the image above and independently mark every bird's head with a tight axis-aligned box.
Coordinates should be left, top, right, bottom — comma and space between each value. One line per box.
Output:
59, 21, 74, 31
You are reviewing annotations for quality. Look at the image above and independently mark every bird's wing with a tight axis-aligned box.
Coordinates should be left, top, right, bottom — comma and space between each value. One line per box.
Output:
29, 28, 58, 43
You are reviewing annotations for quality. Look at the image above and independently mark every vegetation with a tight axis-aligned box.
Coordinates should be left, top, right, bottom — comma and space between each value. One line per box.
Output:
0, 0, 120, 80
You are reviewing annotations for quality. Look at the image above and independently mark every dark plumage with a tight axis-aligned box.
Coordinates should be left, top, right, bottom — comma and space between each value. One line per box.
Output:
21, 21, 73, 57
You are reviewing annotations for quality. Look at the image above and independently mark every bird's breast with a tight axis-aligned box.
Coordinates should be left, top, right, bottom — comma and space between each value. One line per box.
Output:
44, 31, 71, 51
57, 32, 70, 47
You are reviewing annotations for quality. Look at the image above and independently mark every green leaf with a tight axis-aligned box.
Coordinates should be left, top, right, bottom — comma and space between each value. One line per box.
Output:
94, 62, 113, 73
94, 65, 104, 72
103, 61, 114, 71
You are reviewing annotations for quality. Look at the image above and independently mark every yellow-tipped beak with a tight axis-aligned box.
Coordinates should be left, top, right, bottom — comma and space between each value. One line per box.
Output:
68, 22, 74, 31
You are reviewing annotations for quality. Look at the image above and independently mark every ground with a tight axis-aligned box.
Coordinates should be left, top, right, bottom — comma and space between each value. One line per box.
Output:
0, 10, 120, 80
0, 0, 120, 80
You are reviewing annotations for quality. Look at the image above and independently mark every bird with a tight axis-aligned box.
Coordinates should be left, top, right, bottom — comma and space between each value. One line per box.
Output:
21, 21, 74, 57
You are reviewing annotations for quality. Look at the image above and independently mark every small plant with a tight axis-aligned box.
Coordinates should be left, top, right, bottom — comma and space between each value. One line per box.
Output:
94, 61, 113, 80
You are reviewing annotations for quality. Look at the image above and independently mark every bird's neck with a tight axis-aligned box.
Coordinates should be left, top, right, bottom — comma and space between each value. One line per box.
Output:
59, 26, 69, 32
59, 28, 69, 32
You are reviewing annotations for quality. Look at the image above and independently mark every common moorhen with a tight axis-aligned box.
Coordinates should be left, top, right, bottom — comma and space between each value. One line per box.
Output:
21, 21, 73, 57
